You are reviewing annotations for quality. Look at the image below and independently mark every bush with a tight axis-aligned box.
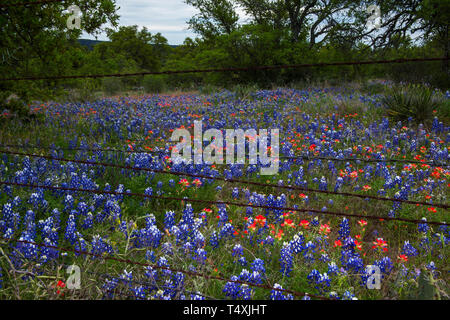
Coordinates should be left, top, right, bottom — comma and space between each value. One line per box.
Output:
102, 78, 123, 96
142, 76, 166, 94
382, 84, 446, 125
231, 83, 260, 100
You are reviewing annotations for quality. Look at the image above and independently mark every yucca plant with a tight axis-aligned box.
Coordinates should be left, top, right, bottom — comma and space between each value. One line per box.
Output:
382, 84, 445, 125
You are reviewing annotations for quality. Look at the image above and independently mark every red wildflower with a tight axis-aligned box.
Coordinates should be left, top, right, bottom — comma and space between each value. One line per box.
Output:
299, 220, 310, 229
372, 238, 388, 252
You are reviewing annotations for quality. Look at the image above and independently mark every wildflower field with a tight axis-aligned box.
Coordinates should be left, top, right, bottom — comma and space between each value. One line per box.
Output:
0, 86, 448, 300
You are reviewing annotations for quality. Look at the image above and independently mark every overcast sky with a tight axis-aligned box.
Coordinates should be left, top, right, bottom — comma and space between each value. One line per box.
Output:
81, 0, 250, 45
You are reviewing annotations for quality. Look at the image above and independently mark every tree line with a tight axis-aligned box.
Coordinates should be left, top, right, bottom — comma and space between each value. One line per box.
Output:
0, 0, 448, 108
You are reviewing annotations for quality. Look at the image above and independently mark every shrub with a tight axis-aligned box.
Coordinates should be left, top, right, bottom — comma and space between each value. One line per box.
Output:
142, 76, 166, 94
382, 84, 446, 125
102, 78, 122, 96
102, 78, 123, 96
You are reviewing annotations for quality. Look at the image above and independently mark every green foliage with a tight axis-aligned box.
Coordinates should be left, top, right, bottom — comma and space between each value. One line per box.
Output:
417, 271, 437, 300
231, 83, 260, 100
0, 97, 29, 119
102, 26, 166, 72
382, 84, 446, 125
102, 78, 123, 96
142, 76, 167, 94
406, 270, 439, 300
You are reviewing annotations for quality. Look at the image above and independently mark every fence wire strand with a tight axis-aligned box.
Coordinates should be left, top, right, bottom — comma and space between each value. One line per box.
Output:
1, 149, 448, 210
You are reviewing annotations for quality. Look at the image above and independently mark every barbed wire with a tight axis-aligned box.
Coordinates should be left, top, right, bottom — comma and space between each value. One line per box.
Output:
0, 143, 446, 167
0, 250, 217, 300
0, 235, 330, 300
1, 57, 448, 82
1, 149, 448, 209
0, 181, 447, 226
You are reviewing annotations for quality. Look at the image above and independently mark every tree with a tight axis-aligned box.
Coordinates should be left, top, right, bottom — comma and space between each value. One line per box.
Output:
185, 0, 240, 41
100, 25, 166, 71
0, 0, 120, 108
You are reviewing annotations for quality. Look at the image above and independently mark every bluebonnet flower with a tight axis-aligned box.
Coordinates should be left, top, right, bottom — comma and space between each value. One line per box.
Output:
239, 269, 251, 282
132, 286, 147, 300
232, 244, 244, 258
164, 211, 175, 230
216, 206, 228, 227
194, 248, 207, 264
334, 177, 344, 192
223, 276, 240, 299
418, 218, 429, 233
290, 232, 304, 253
193, 230, 205, 248
338, 218, 350, 239
426, 261, 438, 278
91, 235, 113, 258
145, 250, 156, 263
401, 240, 418, 257
181, 204, 195, 228
329, 291, 339, 299
375, 257, 394, 275
119, 270, 133, 288
238, 284, 253, 300
190, 292, 206, 300
74, 237, 88, 258
270, 283, 293, 300
232, 187, 239, 199
238, 256, 247, 266
209, 231, 219, 249
144, 187, 153, 197
248, 271, 263, 285
303, 241, 316, 263
307, 270, 331, 293
144, 266, 158, 286
319, 253, 330, 263
263, 235, 274, 246
77, 202, 88, 216
157, 256, 172, 278
162, 242, 174, 255
328, 262, 339, 275
319, 176, 327, 191
251, 258, 265, 274
173, 272, 185, 291
342, 290, 357, 300
311, 216, 320, 226
219, 223, 234, 240
64, 214, 77, 245
102, 278, 119, 299
279, 242, 293, 276
81, 212, 94, 229
64, 195, 74, 212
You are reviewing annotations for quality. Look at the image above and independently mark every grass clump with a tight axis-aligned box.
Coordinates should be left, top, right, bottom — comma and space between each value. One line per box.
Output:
382, 84, 447, 125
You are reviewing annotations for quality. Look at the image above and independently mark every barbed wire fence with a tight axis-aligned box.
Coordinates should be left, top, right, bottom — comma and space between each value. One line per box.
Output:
0, 236, 331, 300
1, 149, 448, 210
0, 1, 449, 299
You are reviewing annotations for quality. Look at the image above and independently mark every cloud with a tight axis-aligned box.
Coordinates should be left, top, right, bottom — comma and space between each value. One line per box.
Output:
82, 0, 253, 44
82, 0, 199, 44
